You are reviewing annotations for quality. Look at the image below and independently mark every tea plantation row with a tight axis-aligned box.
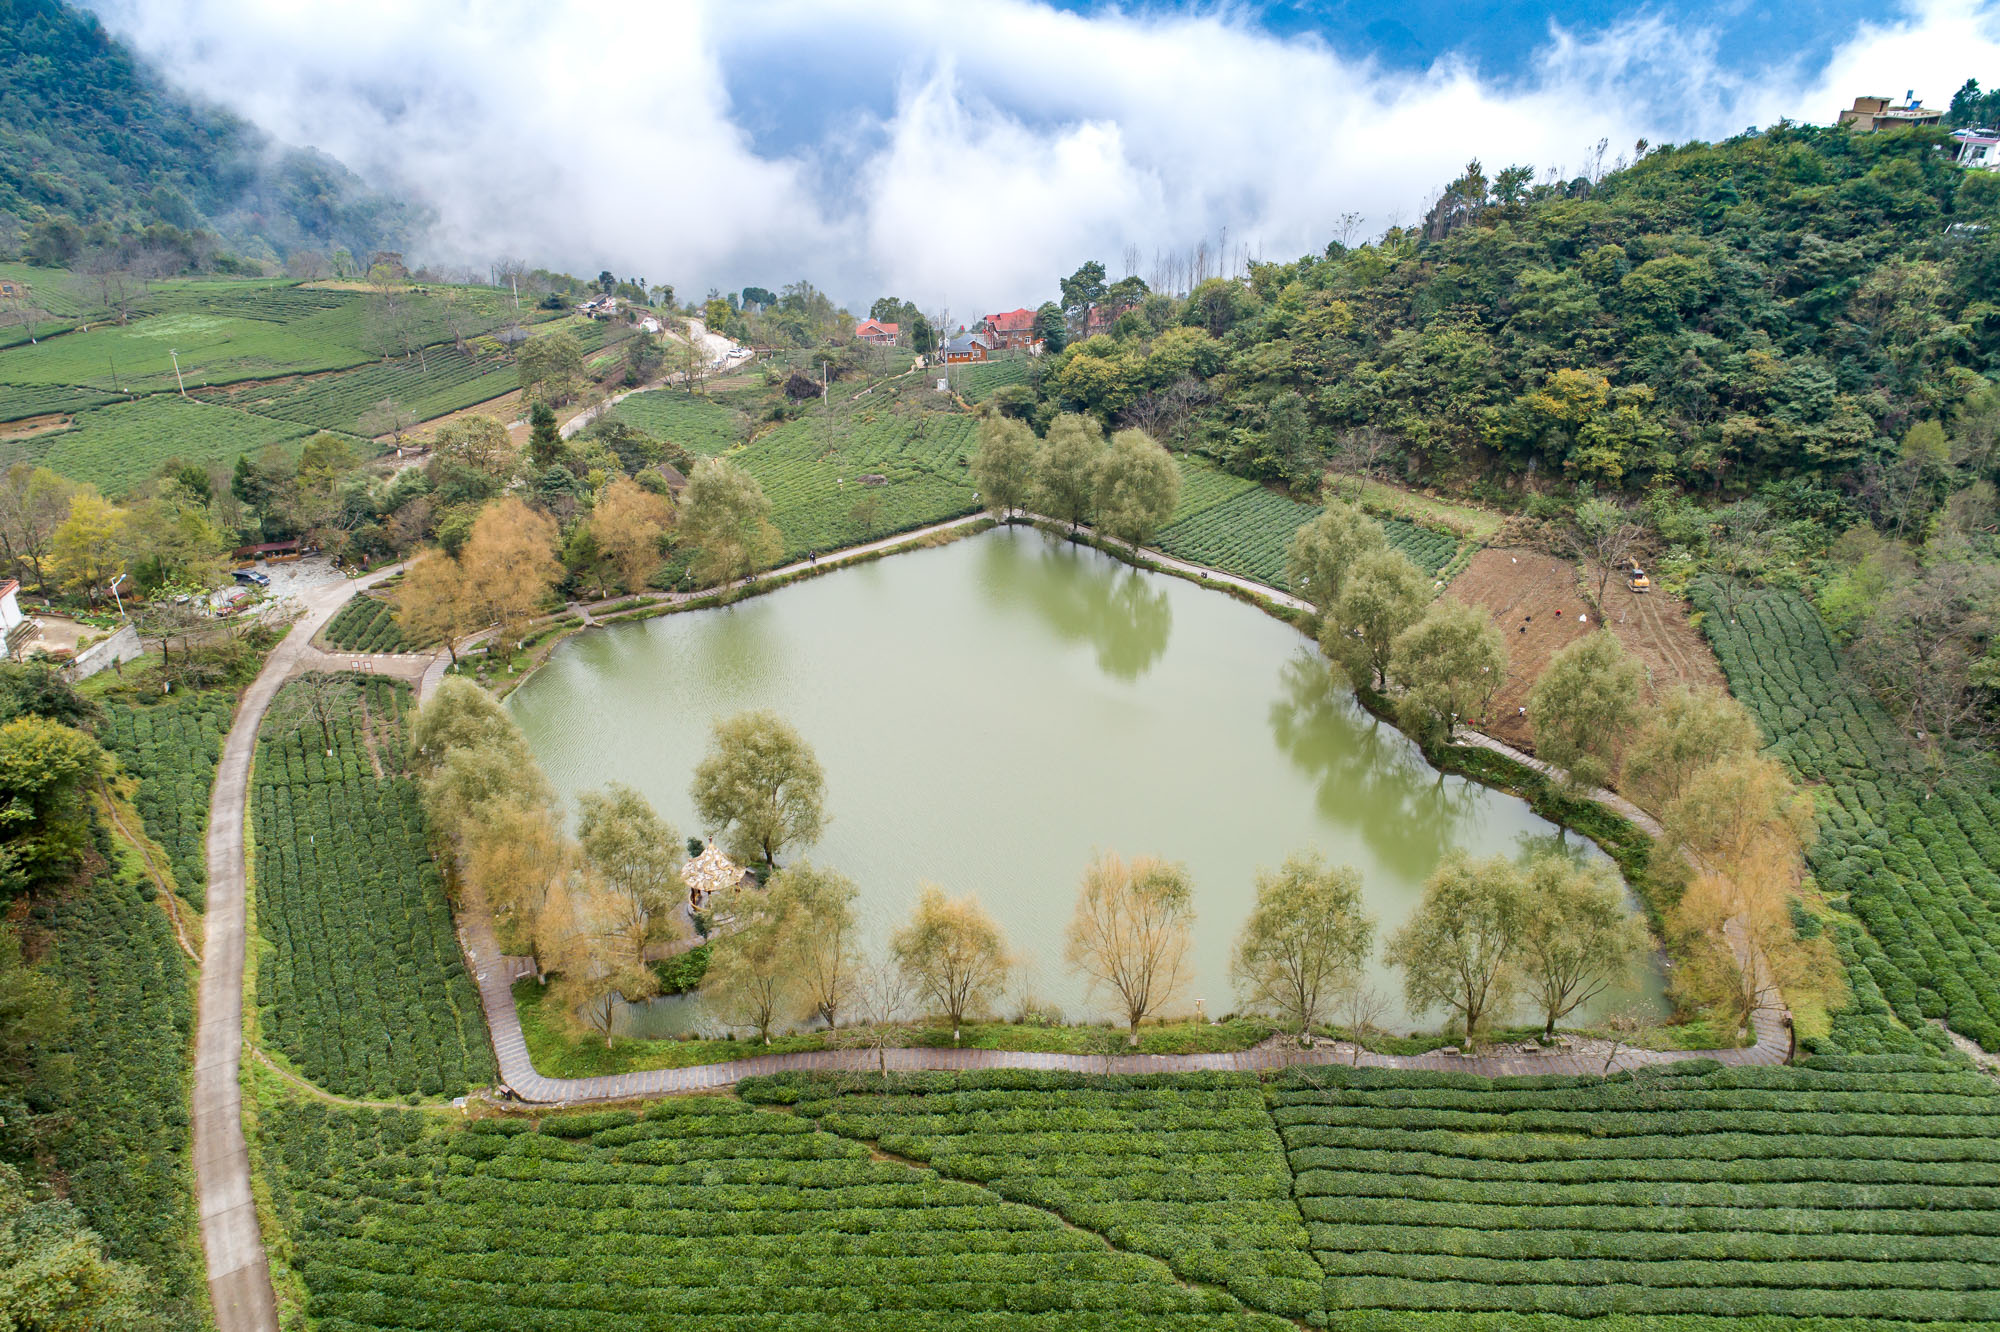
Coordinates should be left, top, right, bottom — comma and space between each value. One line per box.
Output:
321, 596, 419, 654
741, 1072, 1322, 1319
251, 675, 493, 1098
32, 855, 207, 1330
1270, 1057, 2000, 1324
1693, 582, 2000, 1053
258, 1063, 2000, 1331
1155, 459, 1460, 586
101, 691, 234, 911
259, 1095, 1288, 1331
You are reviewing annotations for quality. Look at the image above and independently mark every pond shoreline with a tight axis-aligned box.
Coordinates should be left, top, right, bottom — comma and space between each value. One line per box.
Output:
479, 519, 1767, 1086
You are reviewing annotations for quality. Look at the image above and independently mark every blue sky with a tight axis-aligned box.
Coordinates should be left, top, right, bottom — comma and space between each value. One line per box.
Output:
90, 0, 2000, 311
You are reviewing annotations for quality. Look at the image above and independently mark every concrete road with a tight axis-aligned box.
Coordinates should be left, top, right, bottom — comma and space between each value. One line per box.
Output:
196, 566, 400, 1332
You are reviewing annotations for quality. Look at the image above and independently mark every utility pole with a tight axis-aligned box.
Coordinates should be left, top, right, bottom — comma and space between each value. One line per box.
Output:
170, 349, 187, 396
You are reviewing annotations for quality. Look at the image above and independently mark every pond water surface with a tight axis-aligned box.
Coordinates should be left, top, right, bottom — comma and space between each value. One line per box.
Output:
507, 527, 1664, 1037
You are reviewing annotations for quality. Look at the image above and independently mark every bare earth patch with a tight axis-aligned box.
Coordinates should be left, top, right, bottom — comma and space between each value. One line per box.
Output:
1447, 547, 1595, 749
1448, 548, 1727, 753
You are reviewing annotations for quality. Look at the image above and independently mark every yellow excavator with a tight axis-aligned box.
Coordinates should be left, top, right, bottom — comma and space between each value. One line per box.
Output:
1624, 558, 1651, 593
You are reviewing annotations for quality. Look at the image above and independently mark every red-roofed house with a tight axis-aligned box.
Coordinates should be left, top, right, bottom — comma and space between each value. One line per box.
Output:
854, 319, 901, 346
980, 307, 1039, 351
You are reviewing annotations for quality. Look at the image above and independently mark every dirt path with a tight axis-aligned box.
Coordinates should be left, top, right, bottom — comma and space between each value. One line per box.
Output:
1445, 547, 1594, 749
195, 564, 402, 1332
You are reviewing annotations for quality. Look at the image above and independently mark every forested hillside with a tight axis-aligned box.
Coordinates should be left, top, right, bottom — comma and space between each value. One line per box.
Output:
1040, 122, 2000, 501
0, 0, 416, 268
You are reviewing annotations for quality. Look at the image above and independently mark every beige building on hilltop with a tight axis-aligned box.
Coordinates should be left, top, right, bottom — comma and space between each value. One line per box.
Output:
1839, 93, 1944, 131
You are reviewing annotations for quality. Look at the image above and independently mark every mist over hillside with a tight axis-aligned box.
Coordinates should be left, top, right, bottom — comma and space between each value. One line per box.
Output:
0, 0, 420, 271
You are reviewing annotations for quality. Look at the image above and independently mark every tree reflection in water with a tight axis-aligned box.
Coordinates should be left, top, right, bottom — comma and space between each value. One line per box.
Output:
1267, 651, 1480, 879
977, 530, 1172, 682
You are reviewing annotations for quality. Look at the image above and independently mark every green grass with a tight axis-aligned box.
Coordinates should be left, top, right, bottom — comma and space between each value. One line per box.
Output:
0, 300, 374, 393
8, 394, 322, 493
605, 389, 752, 456
259, 1092, 1288, 1331
252, 675, 493, 1099
1271, 1056, 2000, 1323
513, 976, 1281, 1078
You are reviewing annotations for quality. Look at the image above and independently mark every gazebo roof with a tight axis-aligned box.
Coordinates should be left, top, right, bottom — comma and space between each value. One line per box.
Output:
681, 845, 749, 896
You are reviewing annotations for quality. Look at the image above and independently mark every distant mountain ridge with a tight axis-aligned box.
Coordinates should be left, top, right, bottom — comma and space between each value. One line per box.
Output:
0, 0, 422, 270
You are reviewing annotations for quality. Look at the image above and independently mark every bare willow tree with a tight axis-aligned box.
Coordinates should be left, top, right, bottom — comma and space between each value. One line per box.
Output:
829, 952, 921, 1076
1569, 496, 1646, 606
1064, 853, 1196, 1046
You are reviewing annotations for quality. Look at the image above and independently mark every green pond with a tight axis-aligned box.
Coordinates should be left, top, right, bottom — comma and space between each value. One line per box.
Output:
508, 527, 1666, 1038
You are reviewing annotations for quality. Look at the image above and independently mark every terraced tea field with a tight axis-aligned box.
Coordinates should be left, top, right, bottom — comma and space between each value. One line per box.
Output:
606, 389, 752, 456
251, 675, 492, 1098
1156, 461, 1460, 586
739, 403, 979, 561
262, 1095, 1285, 1331
16, 395, 320, 494
1695, 582, 2000, 1055
102, 693, 235, 911
1271, 1057, 2000, 1323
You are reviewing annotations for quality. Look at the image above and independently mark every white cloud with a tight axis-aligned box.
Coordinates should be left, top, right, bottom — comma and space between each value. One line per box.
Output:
83, 0, 2000, 314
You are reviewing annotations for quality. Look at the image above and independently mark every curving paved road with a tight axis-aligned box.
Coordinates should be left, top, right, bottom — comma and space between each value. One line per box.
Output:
196, 566, 402, 1332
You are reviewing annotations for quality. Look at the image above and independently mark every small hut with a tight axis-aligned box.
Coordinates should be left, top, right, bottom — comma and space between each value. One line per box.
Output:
681, 845, 756, 911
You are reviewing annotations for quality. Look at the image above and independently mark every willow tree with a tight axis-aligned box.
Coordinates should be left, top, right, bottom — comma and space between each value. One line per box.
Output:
1064, 852, 1195, 1045
690, 709, 826, 869
1621, 685, 1762, 812
1231, 851, 1376, 1046
971, 415, 1038, 520
1284, 499, 1384, 613
769, 861, 861, 1027
1032, 413, 1105, 534
1325, 546, 1428, 689
679, 456, 781, 587
1514, 853, 1644, 1038
892, 884, 1009, 1044
1391, 601, 1507, 745
1092, 428, 1182, 554
1384, 853, 1522, 1049
1526, 631, 1642, 792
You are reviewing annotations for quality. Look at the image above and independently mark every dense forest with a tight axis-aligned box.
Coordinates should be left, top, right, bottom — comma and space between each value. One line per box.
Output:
1029, 120, 1999, 504
0, 0, 416, 270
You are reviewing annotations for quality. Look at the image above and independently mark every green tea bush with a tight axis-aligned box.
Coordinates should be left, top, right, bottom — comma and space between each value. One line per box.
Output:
1156, 483, 1458, 586
1273, 1057, 2000, 1322
102, 692, 234, 911
33, 870, 205, 1328
251, 676, 493, 1098
261, 1095, 1287, 1330
320, 596, 417, 653
742, 1072, 1322, 1320
1694, 582, 2000, 1053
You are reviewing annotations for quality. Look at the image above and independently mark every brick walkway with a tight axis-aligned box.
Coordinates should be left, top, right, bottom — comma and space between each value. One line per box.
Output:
463, 892, 1788, 1106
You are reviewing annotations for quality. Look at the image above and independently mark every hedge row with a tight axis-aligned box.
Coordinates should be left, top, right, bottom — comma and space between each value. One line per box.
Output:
259, 1097, 1291, 1330
321, 596, 420, 654
747, 1074, 1321, 1320
34, 870, 207, 1329
1693, 582, 2000, 1053
251, 676, 493, 1098
1275, 1059, 2000, 1321
101, 692, 234, 910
